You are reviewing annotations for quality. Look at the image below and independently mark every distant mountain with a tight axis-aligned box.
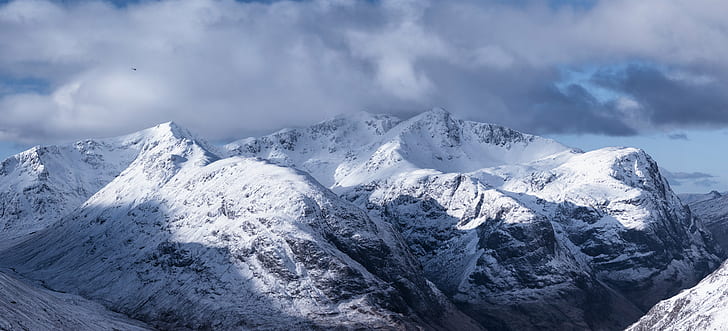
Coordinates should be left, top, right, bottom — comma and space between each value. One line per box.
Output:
0, 110, 721, 330
225, 108, 572, 189
680, 191, 728, 249
228, 108, 722, 330
679, 190, 724, 205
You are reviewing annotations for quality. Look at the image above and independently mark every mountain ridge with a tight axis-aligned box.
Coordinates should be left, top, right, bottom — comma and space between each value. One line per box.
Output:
0, 121, 481, 330
226, 108, 575, 189
227, 108, 722, 330
0, 109, 722, 330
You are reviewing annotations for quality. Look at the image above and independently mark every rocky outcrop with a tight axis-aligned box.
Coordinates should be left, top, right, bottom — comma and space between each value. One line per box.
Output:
231, 109, 722, 330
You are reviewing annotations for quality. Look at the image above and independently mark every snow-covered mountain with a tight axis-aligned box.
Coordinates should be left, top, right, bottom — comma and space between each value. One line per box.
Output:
0, 109, 722, 330
0, 122, 479, 330
680, 191, 728, 249
0, 269, 152, 330
0, 122, 220, 251
627, 259, 728, 331
225, 108, 571, 189
679, 191, 724, 205
227, 109, 722, 330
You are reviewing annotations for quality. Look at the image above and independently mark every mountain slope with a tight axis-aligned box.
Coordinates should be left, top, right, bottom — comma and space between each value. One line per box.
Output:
628, 259, 728, 331
230, 109, 722, 330
342, 147, 719, 330
680, 191, 728, 249
0, 269, 152, 331
1, 110, 721, 330
0, 122, 217, 251
0, 123, 480, 330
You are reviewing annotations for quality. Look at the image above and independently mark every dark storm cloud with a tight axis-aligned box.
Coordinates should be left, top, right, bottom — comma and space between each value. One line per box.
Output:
591, 65, 728, 129
0, 0, 727, 143
667, 133, 689, 141
418, 62, 638, 135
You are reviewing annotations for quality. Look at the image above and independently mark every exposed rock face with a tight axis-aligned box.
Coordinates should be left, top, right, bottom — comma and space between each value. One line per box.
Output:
229, 109, 723, 330
0, 121, 480, 330
339, 149, 720, 330
680, 191, 728, 249
628, 259, 728, 331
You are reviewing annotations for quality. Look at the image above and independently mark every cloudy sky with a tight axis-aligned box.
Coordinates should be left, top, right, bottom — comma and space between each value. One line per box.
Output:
0, 0, 727, 193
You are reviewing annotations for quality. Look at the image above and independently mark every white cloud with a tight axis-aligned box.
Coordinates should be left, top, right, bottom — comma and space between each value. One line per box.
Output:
0, 0, 727, 143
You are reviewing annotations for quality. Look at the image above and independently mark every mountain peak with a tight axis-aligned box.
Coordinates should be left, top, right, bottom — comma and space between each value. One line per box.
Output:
332, 110, 400, 121
134, 121, 219, 155
426, 107, 451, 116
408, 107, 453, 122
146, 121, 192, 140
159, 120, 180, 130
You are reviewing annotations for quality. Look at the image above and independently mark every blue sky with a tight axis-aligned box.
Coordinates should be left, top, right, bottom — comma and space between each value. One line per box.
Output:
0, 0, 727, 193
0, 142, 23, 160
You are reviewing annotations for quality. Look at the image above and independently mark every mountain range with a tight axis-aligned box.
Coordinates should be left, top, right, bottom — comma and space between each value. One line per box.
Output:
0, 109, 724, 330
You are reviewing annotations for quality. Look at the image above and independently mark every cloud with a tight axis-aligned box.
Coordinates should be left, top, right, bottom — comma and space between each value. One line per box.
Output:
0, 0, 727, 144
591, 65, 728, 130
694, 178, 721, 188
666, 171, 716, 180
667, 133, 689, 140
663, 170, 719, 187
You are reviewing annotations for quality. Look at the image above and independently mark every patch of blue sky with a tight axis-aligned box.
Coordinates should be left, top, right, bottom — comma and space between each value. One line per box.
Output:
555, 61, 664, 103
0, 141, 26, 161
556, 66, 621, 103
0, 75, 51, 96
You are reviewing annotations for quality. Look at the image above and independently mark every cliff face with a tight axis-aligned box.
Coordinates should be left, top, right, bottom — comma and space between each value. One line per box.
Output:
680, 191, 728, 250
230, 109, 722, 330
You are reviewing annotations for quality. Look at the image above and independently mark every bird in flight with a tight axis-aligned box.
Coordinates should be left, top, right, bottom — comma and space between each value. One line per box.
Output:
131, 67, 137, 71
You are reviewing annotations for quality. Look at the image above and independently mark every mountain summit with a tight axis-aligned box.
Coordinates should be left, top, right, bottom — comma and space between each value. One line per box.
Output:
228, 109, 723, 330
0, 119, 480, 330
0, 110, 722, 330
226, 108, 573, 188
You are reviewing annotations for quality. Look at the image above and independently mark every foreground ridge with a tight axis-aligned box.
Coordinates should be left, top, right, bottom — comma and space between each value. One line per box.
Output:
628, 259, 728, 330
